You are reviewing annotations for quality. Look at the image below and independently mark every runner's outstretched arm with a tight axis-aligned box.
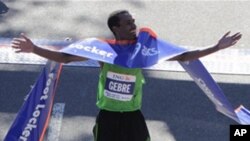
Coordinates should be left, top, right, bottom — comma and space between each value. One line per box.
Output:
11, 34, 87, 63
169, 31, 242, 61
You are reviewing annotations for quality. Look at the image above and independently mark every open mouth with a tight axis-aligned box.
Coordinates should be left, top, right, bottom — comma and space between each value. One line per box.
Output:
130, 29, 137, 35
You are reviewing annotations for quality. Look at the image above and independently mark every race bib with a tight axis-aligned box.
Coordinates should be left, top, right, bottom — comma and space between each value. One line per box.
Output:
104, 71, 136, 101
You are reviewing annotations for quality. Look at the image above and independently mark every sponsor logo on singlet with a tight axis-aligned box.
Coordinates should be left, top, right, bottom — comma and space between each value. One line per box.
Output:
104, 71, 136, 101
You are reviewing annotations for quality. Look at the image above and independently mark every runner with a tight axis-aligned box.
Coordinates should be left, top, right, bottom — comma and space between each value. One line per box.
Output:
11, 10, 241, 141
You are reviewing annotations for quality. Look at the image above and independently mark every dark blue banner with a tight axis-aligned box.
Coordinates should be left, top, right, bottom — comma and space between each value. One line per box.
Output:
4, 61, 62, 141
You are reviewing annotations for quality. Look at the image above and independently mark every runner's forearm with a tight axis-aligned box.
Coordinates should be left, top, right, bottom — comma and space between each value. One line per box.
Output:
33, 45, 73, 63
170, 44, 220, 61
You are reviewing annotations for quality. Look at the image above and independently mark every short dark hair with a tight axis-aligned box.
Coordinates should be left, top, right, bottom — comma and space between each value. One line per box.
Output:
107, 10, 129, 34
0, 1, 8, 14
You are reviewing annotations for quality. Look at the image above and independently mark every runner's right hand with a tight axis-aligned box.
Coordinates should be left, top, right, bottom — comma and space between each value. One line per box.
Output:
11, 33, 35, 53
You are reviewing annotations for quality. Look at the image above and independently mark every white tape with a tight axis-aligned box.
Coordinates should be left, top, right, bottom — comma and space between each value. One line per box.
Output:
46, 103, 65, 141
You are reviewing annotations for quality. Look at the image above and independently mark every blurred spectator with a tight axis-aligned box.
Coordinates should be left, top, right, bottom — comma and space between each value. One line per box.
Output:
0, 1, 8, 14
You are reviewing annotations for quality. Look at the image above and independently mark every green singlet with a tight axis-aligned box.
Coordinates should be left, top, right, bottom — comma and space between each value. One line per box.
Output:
96, 63, 145, 112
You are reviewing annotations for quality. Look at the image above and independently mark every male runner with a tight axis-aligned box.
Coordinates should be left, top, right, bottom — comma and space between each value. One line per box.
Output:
11, 10, 241, 141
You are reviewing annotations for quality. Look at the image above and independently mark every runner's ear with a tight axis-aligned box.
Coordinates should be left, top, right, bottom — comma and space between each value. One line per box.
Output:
112, 26, 119, 33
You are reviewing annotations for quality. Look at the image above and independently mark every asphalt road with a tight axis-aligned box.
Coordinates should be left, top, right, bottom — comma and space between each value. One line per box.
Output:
1, 1, 250, 141
1, 63, 250, 141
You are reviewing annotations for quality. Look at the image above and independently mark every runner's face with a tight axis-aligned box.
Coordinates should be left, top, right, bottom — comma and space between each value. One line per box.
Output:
114, 13, 137, 40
